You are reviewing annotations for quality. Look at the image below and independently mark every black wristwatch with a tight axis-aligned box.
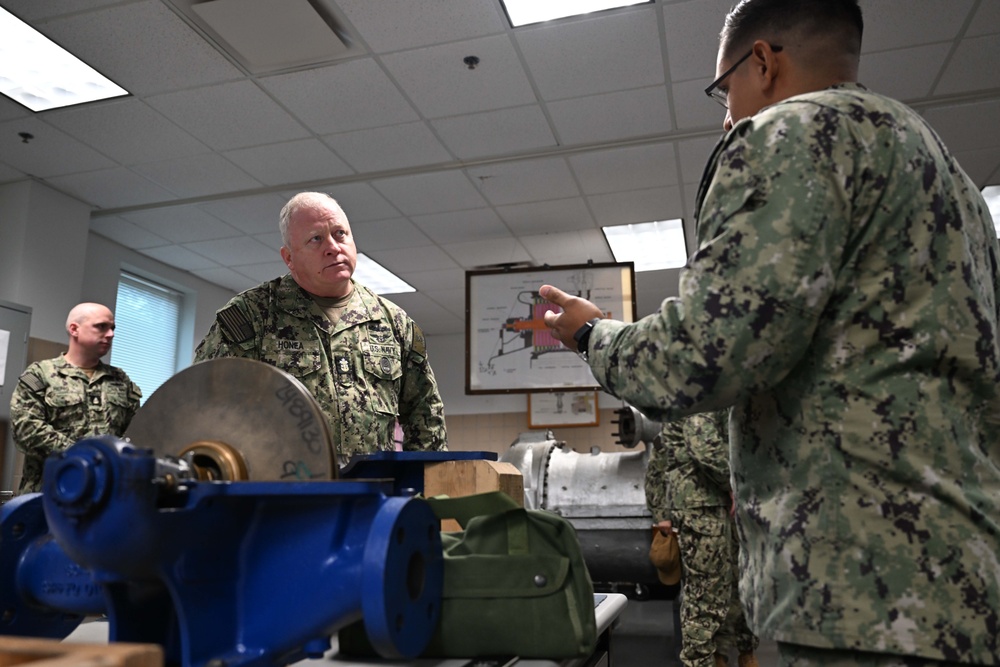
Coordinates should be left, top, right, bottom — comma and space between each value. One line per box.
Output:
572, 317, 602, 360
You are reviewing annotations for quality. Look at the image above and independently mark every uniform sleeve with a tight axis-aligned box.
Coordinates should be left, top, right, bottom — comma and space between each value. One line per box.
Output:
194, 298, 259, 363
396, 320, 448, 451
587, 105, 853, 422
682, 410, 731, 492
10, 369, 75, 457
121, 376, 143, 433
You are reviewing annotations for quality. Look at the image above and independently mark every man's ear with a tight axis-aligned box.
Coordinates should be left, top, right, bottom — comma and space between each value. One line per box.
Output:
752, 40, 780, 93
280, 246, 293, 270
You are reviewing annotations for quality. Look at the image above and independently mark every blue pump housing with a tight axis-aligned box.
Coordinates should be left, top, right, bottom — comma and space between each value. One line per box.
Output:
1, 436, 444, 667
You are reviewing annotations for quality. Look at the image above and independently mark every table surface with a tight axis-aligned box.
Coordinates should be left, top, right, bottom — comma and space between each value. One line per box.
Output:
64, 593, 628, 667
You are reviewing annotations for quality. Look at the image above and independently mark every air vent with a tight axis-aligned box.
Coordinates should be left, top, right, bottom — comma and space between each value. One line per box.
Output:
181, 0, 354, 74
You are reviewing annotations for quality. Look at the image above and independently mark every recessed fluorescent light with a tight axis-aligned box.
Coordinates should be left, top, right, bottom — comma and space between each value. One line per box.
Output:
0, 7, 128, 112
983, 186, 1000, 238
603, 219, 688, 272
501, 0, 651, 27
355, 253, 415, 295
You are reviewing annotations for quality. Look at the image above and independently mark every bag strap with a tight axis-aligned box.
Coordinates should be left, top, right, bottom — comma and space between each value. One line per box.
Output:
425, 491, 521, 528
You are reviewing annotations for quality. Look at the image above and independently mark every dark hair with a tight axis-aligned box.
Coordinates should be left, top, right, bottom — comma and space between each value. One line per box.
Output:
721, 0, 863, 59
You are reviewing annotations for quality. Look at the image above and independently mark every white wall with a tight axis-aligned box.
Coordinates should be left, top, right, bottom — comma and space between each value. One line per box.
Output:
0, 180, 91, 341
82, 233, 236, 365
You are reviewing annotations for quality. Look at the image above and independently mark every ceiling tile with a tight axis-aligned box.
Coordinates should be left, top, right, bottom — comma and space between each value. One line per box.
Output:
495, 197, 596, 235
38, 1, 243, 96
516, 7, 663, 100
677, 135, 722, 184
89, 215, 171, 250
184, 236, 278, 266
47, 167, 178, 209
323, 122, 453, 173
223, 139, 354, 186
411, 208, 511, 244
569, 143, 679, 195
520, 229, 614, 266
189, 267, 260, 293
121, 205, 242, 244
662, 0, 735, 82
133, 154, 262, 198
439, 237, 532, 269
229, 261, 288, 283
0, 96, 28, 122
922, 99, 1000, 154
323, 183, 402, 223
951, 148, 1000, 188
467, 157, 579, 206
432, 105, 556, 160
0, 117, 117, 177
587, 185, 685, 227
367, 245, 460, 273
379, 291, 464, 335
335, 0, 505, 53
672, 79, 727, 131
140, 244, 220, 271
404, 267, 467, 293
43, 98, 209, 165
197, 193, 290, 236
372, 171, 488, 216
1, 0, 123, 21
934, 35, 1000, 96
860, 0, 975, 51
147, 81, 310, 151
546, 86, 673, 144
352, 217, 433, 252
860, 44, 952, 102
382, 34, 536, 118
967, 1, 1000, 37
258, 58, 420, 134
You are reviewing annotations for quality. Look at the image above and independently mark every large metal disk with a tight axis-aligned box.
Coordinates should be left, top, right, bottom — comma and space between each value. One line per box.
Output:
125, 358, 336, 480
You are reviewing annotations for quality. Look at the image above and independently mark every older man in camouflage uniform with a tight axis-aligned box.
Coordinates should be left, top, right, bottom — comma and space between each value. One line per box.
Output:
195, 192, 447, 462
542, 0, 1000, 665
648, 411, 758, 667
10, 302, 142, 493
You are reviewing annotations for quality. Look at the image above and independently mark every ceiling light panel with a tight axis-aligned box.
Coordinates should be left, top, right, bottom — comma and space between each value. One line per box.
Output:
0, 7, 128, 112
501, 0, 652, 27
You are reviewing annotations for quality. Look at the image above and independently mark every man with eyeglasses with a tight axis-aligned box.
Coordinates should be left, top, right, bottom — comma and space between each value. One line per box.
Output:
540, 0, 1000, 665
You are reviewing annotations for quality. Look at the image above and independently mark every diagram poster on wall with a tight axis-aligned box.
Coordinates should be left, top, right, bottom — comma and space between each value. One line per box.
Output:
465, 262, 635, 394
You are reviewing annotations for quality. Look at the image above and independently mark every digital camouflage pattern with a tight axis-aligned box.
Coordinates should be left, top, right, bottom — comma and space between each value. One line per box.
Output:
646, 411, 757, 667
11, 355, 141, 493
589, 84, 1000, 663
194, 275, 447, 461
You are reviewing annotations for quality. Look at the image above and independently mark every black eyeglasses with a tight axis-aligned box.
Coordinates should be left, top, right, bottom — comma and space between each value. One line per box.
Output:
704, 44, 783, 108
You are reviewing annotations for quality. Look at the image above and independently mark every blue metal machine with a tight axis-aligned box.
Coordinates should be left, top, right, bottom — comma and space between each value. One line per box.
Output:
0, 359, 452, 667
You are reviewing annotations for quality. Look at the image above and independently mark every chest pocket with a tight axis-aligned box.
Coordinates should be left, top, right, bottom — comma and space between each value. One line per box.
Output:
105, 384, 132, 409
44, 383, 87, 428
45, 384, 86, 408
361, 339, 402, 416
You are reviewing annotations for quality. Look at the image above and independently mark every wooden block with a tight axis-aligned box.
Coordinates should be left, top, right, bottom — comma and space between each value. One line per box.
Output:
424, 460, 524, 532
0, 636, 162, 667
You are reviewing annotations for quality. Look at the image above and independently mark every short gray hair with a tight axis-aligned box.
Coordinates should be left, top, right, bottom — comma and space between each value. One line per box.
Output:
278, 192, 341, 247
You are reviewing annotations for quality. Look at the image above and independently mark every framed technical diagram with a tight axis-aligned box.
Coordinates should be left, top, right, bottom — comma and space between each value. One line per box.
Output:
528, 391, 600, 428
465, 262, 636, 394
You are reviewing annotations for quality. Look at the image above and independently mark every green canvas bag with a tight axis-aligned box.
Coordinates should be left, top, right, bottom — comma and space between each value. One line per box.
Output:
339, 491, 598, 659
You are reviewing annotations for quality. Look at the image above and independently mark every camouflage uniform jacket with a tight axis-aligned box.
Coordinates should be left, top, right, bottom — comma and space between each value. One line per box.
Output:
11, 355, 141, 493
662, 410, 732, 511
194, 275, 448, 460
587, 84, 1000, 663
